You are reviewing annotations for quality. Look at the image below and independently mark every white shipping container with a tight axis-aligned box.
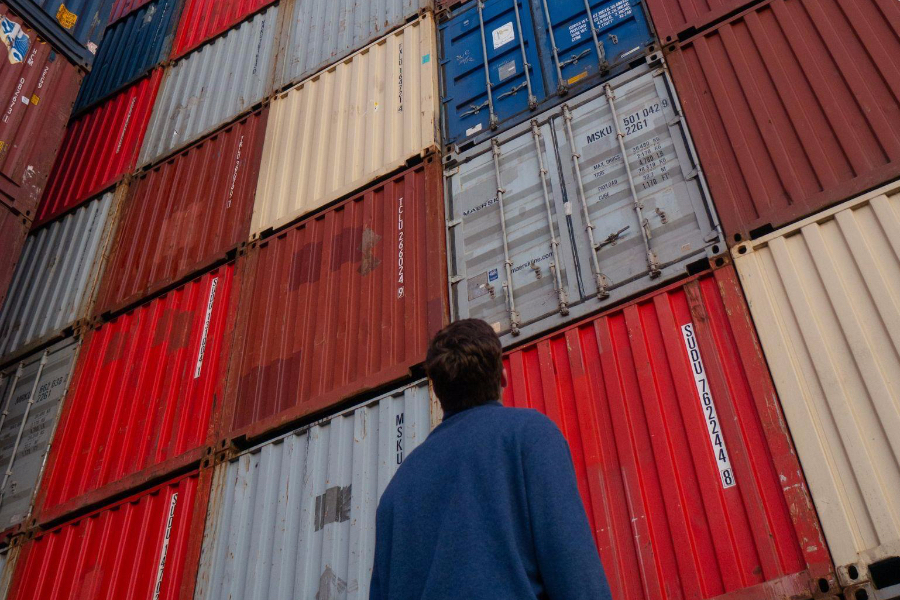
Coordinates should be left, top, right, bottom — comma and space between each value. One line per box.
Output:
138, 6, 279, 167
250, 14, 438, 238
733, 180, 900, 598
0, 191, 119, 360
195, 380, 437, 600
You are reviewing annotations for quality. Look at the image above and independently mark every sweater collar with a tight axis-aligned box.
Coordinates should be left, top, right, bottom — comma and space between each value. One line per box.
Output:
442, 400, 503, 421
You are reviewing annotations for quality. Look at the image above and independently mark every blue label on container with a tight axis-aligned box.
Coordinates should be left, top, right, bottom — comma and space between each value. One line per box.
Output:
1, 17, 31, 64
489, 269, 499, 282
422, 53, 431, 64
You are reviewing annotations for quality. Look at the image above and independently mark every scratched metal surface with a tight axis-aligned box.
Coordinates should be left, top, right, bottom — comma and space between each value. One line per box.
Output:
445, 60, 721, 348
195, 380, 433, 600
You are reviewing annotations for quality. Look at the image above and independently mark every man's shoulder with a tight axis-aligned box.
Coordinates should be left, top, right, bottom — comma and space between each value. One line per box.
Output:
489, 405, 563, 437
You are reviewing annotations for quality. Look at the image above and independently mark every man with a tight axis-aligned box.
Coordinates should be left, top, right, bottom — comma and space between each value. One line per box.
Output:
370, 319, 612, 599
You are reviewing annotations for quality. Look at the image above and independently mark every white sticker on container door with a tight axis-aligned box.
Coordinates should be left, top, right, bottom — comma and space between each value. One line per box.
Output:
492, 22, 515, 49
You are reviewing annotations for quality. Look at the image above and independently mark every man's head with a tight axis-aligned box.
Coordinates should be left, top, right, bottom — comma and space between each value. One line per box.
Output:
426, 319, 506, 413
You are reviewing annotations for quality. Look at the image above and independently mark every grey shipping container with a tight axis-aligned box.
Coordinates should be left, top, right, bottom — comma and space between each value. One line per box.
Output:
0, 339, 80, 533
0, 543, 16, 599
445, 58, 721, 347
195, 380, 437, 600
0, 190, 118, 361
138, 5, 278, 167
275, 0, 430, 91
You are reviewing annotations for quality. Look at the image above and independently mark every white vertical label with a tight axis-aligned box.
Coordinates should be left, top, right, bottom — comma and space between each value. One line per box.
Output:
681, 323, 736, 489
153, 492, 178, 600
194, 278, 219, 379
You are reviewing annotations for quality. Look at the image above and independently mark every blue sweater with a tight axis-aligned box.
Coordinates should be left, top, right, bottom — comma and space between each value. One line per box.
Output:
370, 401, 612, 600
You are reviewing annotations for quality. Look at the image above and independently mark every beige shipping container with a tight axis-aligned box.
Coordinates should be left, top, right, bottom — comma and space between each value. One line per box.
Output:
733, 180, 900, 599
250, 14, 438, 238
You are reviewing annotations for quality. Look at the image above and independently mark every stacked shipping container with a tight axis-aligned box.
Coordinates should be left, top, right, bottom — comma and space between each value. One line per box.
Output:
1, 0, 899, 597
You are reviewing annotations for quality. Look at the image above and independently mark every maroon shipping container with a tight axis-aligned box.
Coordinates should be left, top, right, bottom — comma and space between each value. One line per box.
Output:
8, 470, 210, 600
0, 5, 83, 219
222, 159, 448, 443
667, 0, 900, 244
94, 109, 267, 317
108, 0, 153, 23
32, 265, 237, 524
34, 70, 162, 227
0, 203, 28, 310
503, 265, 840, 600
644, 0, 766, 43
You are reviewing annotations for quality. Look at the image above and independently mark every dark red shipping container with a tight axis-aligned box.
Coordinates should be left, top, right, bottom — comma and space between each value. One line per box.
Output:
108, 0, 153, 23
644, 0, 766, 43
667, 0, 900, 244
0, 203, 28, 310
94, 109, 267, 317
33, 265, 236, 524
503, 266, 841, 600
34, 70, 162, 227
171, 0, 276, 58
0, 5, 83, 219
7, 470, 209, 600
222, 159, 448, 443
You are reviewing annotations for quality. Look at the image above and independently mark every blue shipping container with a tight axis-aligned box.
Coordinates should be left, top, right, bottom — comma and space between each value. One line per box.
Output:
440, 0, 653, 149
4, 0, 115, 68
72, 0, 181, 113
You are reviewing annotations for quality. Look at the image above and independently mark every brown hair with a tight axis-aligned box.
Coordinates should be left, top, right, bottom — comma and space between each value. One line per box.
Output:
425, 319, 503, 413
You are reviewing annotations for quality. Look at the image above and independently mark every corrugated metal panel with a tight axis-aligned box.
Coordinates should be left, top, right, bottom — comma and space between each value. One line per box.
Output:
196, 380, 434, 600
35, 70, 161, 227
0, 191, 118, 359
33, 265, 236, 523
0, 339, 79, 533
2, 0, 115, 68
73, 0, 182, 113
667, 0, 900, 245
138, 6, 277, 168
0, 6, 83, 219
447, 61, 722, 348
275, 0, 429, 90
503, 266, 839, 599
0, 206, 28, 311
6, 471, 208, 600
96, 109, 267, 317
251, 15, 438, 237
644, 0, 764, 43
732, 180, 900, 595
172, 0, 275, 59
225, 161, 447, 442
108, 0, 151, 22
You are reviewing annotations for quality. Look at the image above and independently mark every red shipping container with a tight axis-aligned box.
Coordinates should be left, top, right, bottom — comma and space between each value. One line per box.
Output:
171, 0, 276, 58
95, 109, 267, 317
33, 265, 236, 524
503, 266, 841, 600
0, 203, 28, 311
7, 471, 209, 600
222, 159, 448, 443
0, 5, 83, 219
667, 0, 900, 245
644, 0, 766, 43
108, 0, 153, 23
34, 70, 162, 227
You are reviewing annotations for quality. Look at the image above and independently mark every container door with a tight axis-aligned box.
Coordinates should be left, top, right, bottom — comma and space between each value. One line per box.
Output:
554, 65, 720, 305
440, 0, 545, 149
446, 116, 579, 347
533, 0, 652, 95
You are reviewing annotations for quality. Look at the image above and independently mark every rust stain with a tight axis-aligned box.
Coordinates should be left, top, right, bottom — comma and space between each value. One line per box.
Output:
358, 227, 381, 276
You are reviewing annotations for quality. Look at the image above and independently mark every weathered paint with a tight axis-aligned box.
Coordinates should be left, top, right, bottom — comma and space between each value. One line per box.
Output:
275, 0, 430, 90
108, 0, 151, 22
666, 0, 900, 244
503, 266, 839, 599
95, 109, 267, 317
0, 5, 83, 219
0, 339, 79, 534
225, 161, 447, 442
733, 180, 900, 596
251, 14, 438, 237
0, 204, 28, 312
32, 266, 236, 524
196, 381, 433, 600
0, 544, 18, 599
138, 6, 277, 167
644, 0, 765, 42
0, 190, 118, 359
6, 471, 210, 600
35, 70, 161, 227
73, 0, 182, 113
172, 0, 275, 58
